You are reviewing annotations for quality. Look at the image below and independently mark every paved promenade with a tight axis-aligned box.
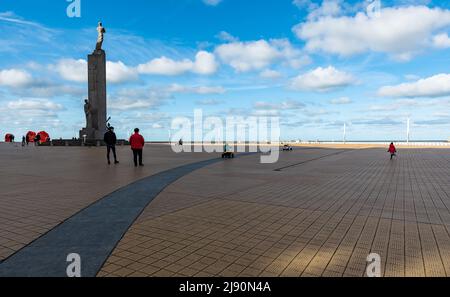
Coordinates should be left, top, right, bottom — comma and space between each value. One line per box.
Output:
1, 143, 450, 277
0, 143, 214, 261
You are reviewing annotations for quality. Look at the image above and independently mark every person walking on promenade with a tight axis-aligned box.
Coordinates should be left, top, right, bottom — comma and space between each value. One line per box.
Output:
129, 128, 145, 167
34, 134, 41, 146
388, 142, 397, 160
104, 127, 119, 165
21, 136, 26, 147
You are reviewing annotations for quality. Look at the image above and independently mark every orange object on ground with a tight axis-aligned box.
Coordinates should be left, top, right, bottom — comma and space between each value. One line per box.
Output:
26, 131, 36, 143
4, 134, 14, 142
37, 131, 50, 143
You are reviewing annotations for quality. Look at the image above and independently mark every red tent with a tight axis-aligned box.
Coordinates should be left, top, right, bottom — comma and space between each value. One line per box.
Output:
4, 134, 14, 142
26, 131, 36, 143
37, 131, 50, 143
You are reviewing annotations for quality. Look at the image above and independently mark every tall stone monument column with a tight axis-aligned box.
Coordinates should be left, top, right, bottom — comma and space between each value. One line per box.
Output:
80, 22, 107, 141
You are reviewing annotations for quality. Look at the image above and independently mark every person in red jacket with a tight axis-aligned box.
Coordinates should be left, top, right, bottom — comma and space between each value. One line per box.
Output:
129, 128, 145, 167
388, 142, 397, 160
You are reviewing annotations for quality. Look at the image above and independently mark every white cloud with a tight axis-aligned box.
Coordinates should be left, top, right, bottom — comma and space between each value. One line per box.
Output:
0, 65, 83, 98
0, 11, 52, 29
7, 99, 63, 111
167, 84, 226, 94
290, 66, 354, 91
109, 88, 170, 111
252, 109, 280, 117
306, 0, 342, 20
110, 99, 157, 111
203, 0, 222, 6
378, 73, 450, 98
137, 51, 218, 76
15, 84, 84, 98
271, 39, 312, 69
196, 99, 224, 105
330, 97, 352, 104
54, 59, 87, 82
294, 5, 450, 60
215, 39, 308, 72
137, 57, 192, 76
368, 99, 424, 112
54, 59, 138, 84
192, 51, 219, 75
0, 69, 33, 88
106, 61, 138, 83
255, 100, 305, 110
215, 40, 277, 72
303, 108, 337, 117
292, 0, 317, 9
217, 31, 238, 42
260, 69, 282, 79
433, 111, 450, 118
432, 33, 450, 48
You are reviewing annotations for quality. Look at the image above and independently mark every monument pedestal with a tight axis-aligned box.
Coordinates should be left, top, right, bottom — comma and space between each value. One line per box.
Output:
80, 49, 107, 141
79, 128, 104, 141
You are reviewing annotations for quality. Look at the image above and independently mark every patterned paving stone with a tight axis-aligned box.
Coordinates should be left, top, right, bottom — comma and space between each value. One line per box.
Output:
99, 148, 450, 277
2, 143, 450, 277
0, 144, 216, 262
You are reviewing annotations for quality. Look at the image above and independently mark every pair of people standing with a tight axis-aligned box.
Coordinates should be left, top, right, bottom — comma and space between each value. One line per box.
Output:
103, 127, 145, 167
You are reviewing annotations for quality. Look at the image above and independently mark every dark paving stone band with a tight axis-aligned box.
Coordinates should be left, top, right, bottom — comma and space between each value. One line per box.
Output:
274, 149, 353, 172
0, 157, 231, 277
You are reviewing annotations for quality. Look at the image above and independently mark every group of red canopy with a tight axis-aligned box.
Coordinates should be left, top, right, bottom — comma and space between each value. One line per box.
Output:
4, 131, 50, 144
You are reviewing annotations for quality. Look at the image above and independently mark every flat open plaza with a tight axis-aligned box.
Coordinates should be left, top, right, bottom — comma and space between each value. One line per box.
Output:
1, 143, 450, 277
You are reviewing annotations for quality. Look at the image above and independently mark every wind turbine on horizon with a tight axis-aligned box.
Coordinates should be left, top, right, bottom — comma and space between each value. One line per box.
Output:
407, 118, 411, 144
343, 123, 347, 144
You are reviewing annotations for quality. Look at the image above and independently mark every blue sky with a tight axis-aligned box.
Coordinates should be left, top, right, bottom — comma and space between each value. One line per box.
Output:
1, 0, 450, 141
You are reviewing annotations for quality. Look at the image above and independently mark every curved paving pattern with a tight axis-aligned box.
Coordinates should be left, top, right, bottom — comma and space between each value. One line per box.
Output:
0, 157, 226, 277
0, 144, 217, 261
3, 146, 450, 277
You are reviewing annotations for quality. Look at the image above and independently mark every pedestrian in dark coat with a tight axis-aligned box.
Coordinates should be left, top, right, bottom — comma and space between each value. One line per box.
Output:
104, 127, 119, 165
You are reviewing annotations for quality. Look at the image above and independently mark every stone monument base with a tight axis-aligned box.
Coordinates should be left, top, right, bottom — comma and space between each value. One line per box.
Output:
79, 128, 104, 141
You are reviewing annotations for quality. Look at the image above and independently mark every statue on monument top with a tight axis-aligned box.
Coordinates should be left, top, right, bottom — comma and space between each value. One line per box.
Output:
95, 22, 106, 52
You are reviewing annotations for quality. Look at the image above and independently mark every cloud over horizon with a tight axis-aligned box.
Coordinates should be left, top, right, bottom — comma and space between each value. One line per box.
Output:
294, 5, 450, 60
290, 66, 355, 91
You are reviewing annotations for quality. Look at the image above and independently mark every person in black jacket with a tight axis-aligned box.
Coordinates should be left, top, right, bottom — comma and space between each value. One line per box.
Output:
34, 134, 41, 146
104, 127, 119, 165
